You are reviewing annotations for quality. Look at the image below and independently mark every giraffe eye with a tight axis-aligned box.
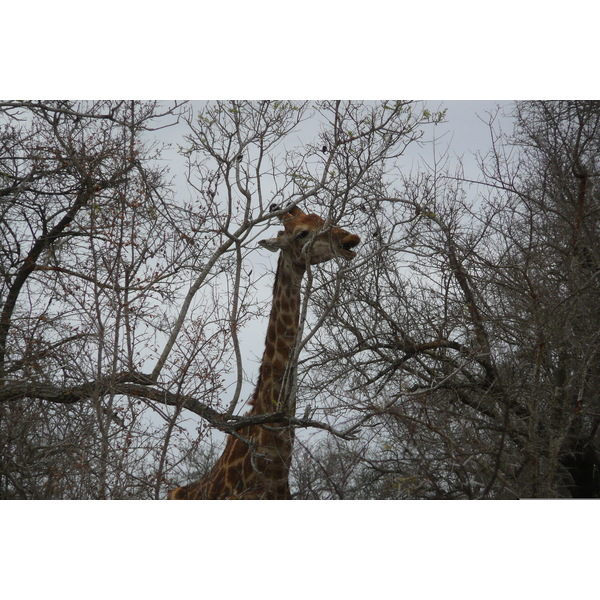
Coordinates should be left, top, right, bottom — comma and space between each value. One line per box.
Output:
297, 230, 309, 239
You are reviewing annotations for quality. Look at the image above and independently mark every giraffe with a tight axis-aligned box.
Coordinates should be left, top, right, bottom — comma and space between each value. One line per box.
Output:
167, 204, 360, 499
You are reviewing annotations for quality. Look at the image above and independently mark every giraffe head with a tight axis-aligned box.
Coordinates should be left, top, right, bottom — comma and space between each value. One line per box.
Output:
258, 204, 360, 265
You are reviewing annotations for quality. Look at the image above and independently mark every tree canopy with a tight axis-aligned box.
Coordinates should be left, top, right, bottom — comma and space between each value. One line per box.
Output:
1, 100, 598, 499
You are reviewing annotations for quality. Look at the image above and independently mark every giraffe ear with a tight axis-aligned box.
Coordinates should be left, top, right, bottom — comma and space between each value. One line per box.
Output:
258, 237, 287, 252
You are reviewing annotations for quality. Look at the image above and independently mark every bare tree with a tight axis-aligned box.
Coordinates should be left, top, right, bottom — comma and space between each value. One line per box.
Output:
296, 101, 600, 499
0, 100, 198, 498
1, 100, 439, 498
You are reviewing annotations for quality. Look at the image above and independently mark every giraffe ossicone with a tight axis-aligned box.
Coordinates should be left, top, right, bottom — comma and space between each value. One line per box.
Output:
168, 205, 360, 499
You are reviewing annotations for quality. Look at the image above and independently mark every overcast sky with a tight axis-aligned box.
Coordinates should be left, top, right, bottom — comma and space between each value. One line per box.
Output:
156, 100, 516, 415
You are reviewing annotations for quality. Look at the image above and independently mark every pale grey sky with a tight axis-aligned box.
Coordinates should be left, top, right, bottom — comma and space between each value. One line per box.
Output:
155, 101, 516, 417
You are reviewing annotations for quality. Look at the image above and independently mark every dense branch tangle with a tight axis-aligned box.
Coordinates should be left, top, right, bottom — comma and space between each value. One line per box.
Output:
2, 101, 429, 499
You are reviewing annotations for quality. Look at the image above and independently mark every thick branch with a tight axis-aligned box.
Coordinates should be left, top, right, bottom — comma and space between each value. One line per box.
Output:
0, 374, 357, 440
0, 185, 93, 378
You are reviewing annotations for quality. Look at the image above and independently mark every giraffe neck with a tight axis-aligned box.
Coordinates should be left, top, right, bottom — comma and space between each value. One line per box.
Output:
250, 252, 305, 416
166, 252, 306, 499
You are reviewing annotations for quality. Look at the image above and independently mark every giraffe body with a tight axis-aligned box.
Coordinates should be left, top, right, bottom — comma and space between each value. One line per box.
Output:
168, 205, 360, 499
